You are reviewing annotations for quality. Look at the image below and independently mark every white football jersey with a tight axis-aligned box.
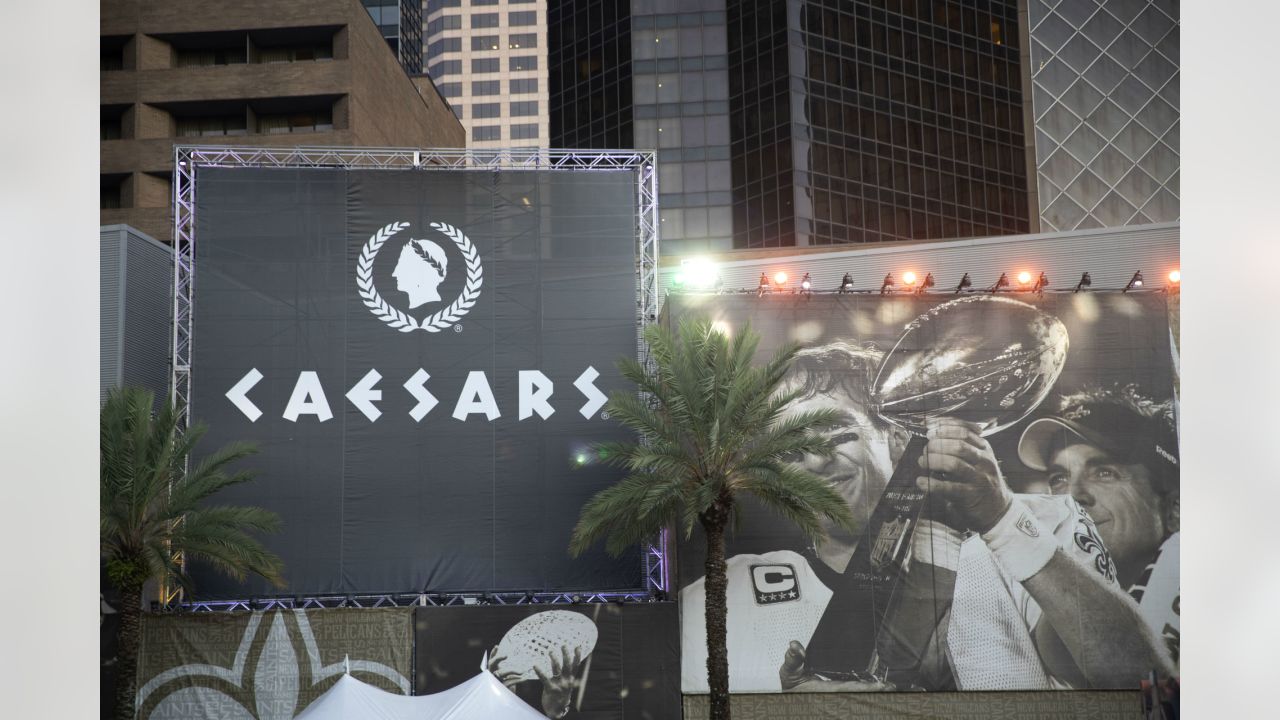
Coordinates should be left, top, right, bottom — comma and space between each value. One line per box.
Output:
1131, 532, 1179, 665
947, 494, 1117, 690
680, 550, 832, 693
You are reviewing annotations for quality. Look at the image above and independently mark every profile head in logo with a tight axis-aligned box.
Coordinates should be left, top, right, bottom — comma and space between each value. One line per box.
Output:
392, 237, 449, 308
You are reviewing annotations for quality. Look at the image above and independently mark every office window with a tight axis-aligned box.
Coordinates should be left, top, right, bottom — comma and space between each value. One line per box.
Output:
509, 55, 537, 71
177, 114, 249, 137
472, 0, 499, 5
472, 57, 500, 73
510, 78, 538, 94
472, 80, 501, 95
509, 11, 536, 26
451, 104, 464, 119
473, 125, 501, 141
510, 101, 538, 116
471, 35, 500, 51
429, 59, 461, 76
101, 107, 126, 140
257, 108, 332, 134
175, 46, 246, 67
473, 102, 501, 119
427, 0, 461, 8
511, 123, 539, 139
101, 175, 125, 209
101, 42, 126, 71
436, 82, 462, 97
508, 33, 537, 49
472, 13, 499, 29
427, 15, 462, 34
428, 37, 461, 56
258, 42, 333, 64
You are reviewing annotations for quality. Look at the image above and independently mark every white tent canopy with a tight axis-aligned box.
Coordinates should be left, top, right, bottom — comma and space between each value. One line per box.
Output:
295, 656, 548, 720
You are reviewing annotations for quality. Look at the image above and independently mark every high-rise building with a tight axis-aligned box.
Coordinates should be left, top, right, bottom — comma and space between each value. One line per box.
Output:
100, 0, 464, 242
549, 0, 1034, 255
424, 0, 550, 147
1024, 0, 1178, 231
363, 0, 425, 74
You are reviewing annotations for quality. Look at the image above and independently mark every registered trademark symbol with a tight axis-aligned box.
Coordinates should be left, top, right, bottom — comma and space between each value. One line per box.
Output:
600, 411, 610, 420
454, 324, 463, 333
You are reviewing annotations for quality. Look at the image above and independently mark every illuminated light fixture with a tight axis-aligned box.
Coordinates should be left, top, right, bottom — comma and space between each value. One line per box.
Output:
1124, 271, 1144, 293
1168, 269, 1181, 284
839, 272, 855, 293
955, 273, 972, 293
880, 273, 895, 294
914, 272, 935, 294
1074, 272, 1092, 293
902, 271, 918, 287
1032, 271, 1049, 294
1017, 271, 1033, 286
680, 257, 719, 289
800, 273, 812, 290
774, 271, 788, 286
574, 452, 589, 466
989, 272, 1010, 293
757, 272, 771, 297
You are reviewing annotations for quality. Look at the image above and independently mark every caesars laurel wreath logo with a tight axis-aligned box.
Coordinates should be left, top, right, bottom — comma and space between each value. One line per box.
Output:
357, 221, 483, 333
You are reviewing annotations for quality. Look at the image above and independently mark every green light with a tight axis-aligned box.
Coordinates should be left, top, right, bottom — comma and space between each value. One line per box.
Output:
575, 453, 588, 466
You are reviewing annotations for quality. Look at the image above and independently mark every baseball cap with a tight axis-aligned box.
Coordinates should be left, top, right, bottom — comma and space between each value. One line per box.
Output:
1017, 402, 1179, 485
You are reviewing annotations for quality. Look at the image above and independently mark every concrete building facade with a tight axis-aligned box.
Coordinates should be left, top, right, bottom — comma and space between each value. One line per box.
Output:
423, 0, 550, 148
100, 0, 464, 241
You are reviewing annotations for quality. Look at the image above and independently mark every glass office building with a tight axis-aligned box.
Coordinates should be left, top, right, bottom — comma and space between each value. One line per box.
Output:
363, 0, 424, 75
550, 1, 1031, 254
547, 0, 1177, 254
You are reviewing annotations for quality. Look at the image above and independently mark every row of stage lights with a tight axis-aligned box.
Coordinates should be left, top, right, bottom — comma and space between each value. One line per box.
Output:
672, 260, 1179, 296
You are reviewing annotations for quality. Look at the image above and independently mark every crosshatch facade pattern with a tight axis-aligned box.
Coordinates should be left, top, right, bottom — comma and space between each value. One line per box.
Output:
424, 0, 549, 147
549, 0, 634, 149
729, 0, 1031, 248
1027, 0, 1179, 231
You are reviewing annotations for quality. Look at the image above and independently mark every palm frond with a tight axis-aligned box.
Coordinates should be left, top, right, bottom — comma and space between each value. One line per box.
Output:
100, 386, 285, 597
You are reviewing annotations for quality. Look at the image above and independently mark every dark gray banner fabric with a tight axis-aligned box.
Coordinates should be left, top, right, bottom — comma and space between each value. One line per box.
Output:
414, 604, 680, 719
669, 292, 1179, 693
190, 167, 639, 598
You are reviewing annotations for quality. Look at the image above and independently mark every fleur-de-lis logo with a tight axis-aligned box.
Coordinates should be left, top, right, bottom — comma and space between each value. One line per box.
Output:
136, 610, 409, 719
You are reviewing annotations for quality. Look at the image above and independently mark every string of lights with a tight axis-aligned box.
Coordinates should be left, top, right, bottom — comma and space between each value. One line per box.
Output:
669, 261, 1180, 296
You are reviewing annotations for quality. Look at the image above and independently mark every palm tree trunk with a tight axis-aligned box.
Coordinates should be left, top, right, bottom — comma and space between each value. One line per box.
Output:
702, 505, 731, 720
114, 582, 142, 720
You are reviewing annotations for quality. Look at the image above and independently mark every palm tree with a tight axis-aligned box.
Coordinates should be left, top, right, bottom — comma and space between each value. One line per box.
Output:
569, 318, 855, 720
101, 387, 286, 720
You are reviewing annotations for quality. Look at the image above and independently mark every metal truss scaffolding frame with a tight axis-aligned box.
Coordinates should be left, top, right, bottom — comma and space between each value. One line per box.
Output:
170, 146, 665, 607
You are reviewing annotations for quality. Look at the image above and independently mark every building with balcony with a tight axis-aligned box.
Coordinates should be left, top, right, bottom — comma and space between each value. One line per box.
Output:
101, 0, 464, 241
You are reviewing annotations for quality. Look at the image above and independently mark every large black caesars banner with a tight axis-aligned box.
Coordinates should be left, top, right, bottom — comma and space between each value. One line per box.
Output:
415, 603, 680, 719
191, 167, 640, 598
670, 293, 1179, 693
